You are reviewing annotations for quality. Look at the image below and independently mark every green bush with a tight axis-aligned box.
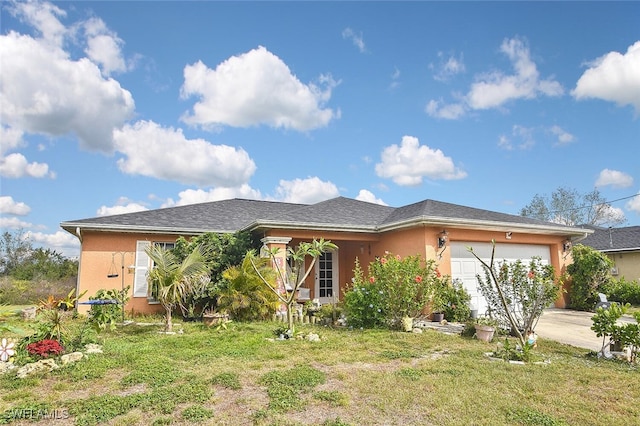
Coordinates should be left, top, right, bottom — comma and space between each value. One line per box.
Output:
440, 279, 471, 322
567, 244, 612, 311
344, 253, 439, 329
600, 277, 640, 305
342, 258, 386, 328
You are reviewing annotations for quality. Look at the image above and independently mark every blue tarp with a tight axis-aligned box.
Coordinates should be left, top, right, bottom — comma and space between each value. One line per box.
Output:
78, 299, 119, 305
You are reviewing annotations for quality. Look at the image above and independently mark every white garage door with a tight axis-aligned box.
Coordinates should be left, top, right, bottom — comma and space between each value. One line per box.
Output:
450, 242, 551, 316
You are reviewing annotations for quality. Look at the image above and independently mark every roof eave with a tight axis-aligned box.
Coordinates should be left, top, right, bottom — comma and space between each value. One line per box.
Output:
245, 220, 378, 234
378, 216, 593, 236
60, 222, 230, 236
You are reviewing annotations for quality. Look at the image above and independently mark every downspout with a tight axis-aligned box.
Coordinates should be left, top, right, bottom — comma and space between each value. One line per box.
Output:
74, 227, 84, 312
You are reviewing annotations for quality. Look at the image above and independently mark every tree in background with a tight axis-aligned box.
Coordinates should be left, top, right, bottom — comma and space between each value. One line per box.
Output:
1, 230, 78, 304
520, 187, 626, 227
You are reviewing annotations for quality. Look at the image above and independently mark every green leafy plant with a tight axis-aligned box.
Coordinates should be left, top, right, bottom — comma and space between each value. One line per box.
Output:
591, 303, 640, 362
567, 244, 612, 311
599, 277, 640, 306
57, 288, 87, 311
218, 255, 279, 321
343, 257, 387, 328
439, 278, 472, 322
87, 287, 130, 332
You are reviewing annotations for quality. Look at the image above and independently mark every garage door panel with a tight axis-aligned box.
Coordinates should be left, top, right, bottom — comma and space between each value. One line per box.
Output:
450, 242, 551, 318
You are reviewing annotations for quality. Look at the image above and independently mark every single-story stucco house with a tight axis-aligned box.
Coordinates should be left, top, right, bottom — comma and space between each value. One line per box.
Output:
580, 225, 640, 283
60, 196, 592, 316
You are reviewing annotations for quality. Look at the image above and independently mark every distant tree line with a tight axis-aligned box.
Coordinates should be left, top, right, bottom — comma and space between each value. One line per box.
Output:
0, 230, 78, 281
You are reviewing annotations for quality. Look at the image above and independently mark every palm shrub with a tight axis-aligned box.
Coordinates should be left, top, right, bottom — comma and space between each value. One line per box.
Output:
146, 244, 210, 332
218, 254, 279, 321
567, 244, 613, 311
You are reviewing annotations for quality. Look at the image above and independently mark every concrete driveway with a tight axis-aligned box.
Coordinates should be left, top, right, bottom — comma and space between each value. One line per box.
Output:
535, 308, 636, 352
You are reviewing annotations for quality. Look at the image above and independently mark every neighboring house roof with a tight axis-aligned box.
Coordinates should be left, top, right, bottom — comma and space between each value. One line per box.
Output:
60, 196, 591, 238
579, 225, 640, 253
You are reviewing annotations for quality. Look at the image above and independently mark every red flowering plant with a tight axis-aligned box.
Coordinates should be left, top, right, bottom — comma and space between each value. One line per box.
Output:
26, 339, 64, 359
350, 252, 441, 329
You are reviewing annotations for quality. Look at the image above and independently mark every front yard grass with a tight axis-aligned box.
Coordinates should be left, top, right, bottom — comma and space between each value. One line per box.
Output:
0, 317, 638, 425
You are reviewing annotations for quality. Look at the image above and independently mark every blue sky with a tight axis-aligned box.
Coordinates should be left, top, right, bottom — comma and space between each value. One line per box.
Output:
1, 1, 639, 258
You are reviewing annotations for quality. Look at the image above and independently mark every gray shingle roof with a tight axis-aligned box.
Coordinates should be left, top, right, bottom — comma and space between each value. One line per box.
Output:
381, 199, 557, 227
61, 196, 588, 237
579, 225, 640, 252
61, 199, 304, 234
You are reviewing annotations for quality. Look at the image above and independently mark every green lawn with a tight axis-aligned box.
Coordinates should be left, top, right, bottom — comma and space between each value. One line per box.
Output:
1, 315, 638, 425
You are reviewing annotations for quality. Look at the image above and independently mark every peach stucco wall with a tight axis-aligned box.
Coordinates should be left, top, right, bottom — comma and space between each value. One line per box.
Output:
268, 226, 570, 307
75, 231, 181, 316
76, 225, 573, 315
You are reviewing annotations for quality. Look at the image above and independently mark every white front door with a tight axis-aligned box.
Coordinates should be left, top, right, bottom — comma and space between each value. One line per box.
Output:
450, 242, 551, 316
315, 251, 339, 305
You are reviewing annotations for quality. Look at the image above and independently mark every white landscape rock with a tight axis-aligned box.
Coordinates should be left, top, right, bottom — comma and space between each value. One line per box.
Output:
61, 352, 83, 365
16, 359, 59, 378
84, 344, 103, 354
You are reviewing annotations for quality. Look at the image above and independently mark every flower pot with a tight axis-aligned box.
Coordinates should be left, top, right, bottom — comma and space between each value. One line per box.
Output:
475, 324, 495, 342
401, 316, 413, 332
203, 313, 228, 327
432, 312, 444, 322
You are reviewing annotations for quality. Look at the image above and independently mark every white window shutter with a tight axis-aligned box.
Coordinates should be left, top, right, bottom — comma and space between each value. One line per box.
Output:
133, 241, 151, 297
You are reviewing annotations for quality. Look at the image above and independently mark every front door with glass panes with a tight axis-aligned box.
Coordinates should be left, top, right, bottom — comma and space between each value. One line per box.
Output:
315, 251, 338, 305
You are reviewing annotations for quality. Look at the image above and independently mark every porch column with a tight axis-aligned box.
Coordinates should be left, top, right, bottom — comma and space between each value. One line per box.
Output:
261, 237, 292, 318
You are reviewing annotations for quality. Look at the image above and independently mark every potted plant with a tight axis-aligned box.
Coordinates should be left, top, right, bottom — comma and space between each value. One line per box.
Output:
474, 316, 498, 342
430, 280, 447, 322
202, 308, 229, 327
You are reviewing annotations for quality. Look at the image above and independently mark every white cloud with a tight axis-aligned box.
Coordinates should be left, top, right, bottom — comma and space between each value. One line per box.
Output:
9, 0, 67, 47
467, 38, 563, 109
375, 135, 467, 186
626, 192, 640, 214
113, 120, 256, 187
431, 51, 466, 82
0, 196, 31, 215
166, 185, 263, 207
0, 31, 135, 152
97, 198, 149, 217
0, 126, 24, 155
274, 177, 340, 204
180, 46, 339, 131
83, 17, 128, 76
572, 41, 640, 114
425, 99, 466, 120
0, 216, 34, 230
26, 230, 80, 258
550, 125, 576, 145
389, 67, 401, 90
595, 169, 634, 189
600, 205, 627, 225
0, 152, 54, 178
427, 37, 563, 119
355, 189, 387, 206
497, 125, 536, 151
342, 28, 366, 53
